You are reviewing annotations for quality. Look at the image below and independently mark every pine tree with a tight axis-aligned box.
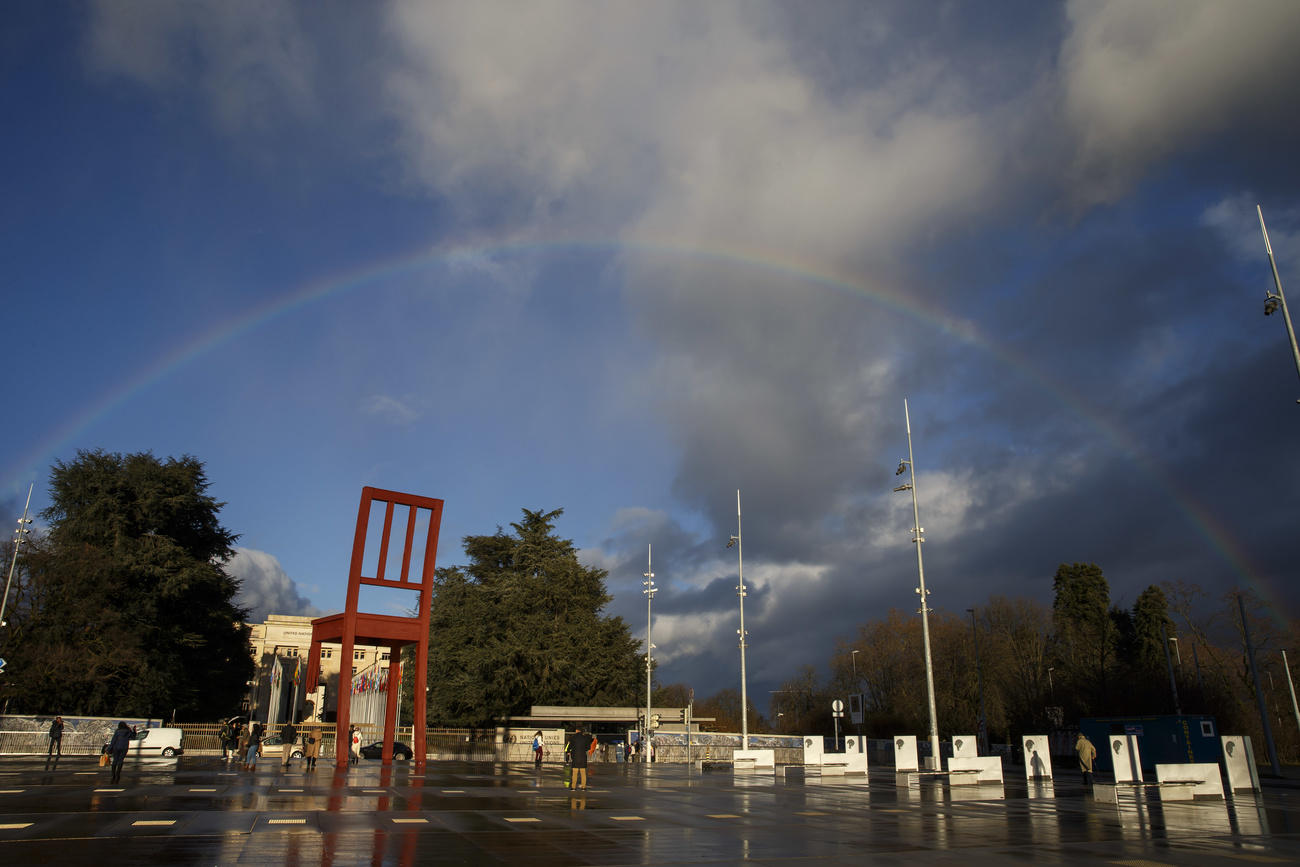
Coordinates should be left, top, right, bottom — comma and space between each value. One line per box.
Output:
2, 450, 252, 718
425, 508, 642, 726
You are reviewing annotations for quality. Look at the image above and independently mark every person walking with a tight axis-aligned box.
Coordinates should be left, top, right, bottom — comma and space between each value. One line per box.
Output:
108, 721, 131, 784
532, 731, 545, 767
1076, 733, 1097, 786
349, 725, 362, 765
218, 719, 234, 761
243, 722, 262, 771
568, 726, 598, 791
48, 716, 64, 757
280, 720, 298, 768
303, 727, 320, 771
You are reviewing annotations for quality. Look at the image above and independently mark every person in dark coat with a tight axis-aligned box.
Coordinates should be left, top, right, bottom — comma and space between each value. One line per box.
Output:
568, 726, 597, 791
280, 720, 298, 768
48, 717, 64, 757
108, 722, 131, 784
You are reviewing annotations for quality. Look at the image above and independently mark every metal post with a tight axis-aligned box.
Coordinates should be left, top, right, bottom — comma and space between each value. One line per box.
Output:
0, 483, 35, 629
1283, 651, 1300, 746
643, 545, 656, 760
897, 400, 940, 769
730, 490, 750, 749
1257, 205, 1300, 400
1160, 622, 1182, 715
968, 608, 988, 755
1238, 592, 1282, 775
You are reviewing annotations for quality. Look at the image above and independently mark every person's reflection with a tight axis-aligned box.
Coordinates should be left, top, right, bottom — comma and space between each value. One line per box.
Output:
43, 754, 60, 772
569, 795, 587, 811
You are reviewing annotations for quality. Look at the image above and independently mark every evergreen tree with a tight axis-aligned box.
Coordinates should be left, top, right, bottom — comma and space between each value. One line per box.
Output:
1051, 562, 1117, 716
3, 450, 251, 718
425, 508, 642, 726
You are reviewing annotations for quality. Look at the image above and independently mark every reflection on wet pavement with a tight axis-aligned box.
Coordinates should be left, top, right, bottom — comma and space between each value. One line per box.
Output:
1, 756, 1299, 864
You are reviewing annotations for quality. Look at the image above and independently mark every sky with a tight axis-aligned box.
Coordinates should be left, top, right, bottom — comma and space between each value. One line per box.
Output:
3, 1, 1299, 707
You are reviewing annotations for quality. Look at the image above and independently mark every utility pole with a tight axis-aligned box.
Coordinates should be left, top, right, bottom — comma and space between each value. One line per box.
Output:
643, 545, 656, 760
728, 491, 750, 749
1, 483, 35, 629
895, 400, 940, 769
1257, 205, 1300, 401
1238, 592, 1282, 775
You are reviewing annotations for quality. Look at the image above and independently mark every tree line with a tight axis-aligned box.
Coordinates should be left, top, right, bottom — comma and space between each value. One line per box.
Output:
754, 563, 1299, 760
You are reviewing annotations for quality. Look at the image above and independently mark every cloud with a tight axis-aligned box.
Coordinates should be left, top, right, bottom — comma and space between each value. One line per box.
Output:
1059, 0, 1300, 207
361, 394, 419, 425
86, 0, 320, 136
227, 547, 322, 624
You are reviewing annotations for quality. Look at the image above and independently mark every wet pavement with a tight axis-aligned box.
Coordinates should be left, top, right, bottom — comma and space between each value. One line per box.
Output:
2, 756, 1299, 865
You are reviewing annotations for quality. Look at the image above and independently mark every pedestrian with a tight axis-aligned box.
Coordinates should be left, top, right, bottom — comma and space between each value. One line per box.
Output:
280, 720, 298, 768
1076, 732, 1097, 786
243, 722, 262, 771
218, 719, 235, 760
48, 716, 64, 757
108, 721, 131, 784
349, 725, 362, 765
532, 730, 545, 767
303, 727, 320, 771
568, 726, 597, 791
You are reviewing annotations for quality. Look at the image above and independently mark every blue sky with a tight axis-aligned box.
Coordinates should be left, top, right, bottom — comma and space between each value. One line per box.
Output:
3, 1, 1299, 704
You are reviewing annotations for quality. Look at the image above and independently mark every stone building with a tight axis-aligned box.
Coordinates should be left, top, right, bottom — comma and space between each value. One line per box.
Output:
246, 614, 390, 725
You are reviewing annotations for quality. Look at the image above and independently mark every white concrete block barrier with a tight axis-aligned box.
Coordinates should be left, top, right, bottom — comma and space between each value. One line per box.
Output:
1022, 735, 1053, 781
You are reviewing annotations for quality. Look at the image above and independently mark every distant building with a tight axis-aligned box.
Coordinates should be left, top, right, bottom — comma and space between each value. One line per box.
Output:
246, 614, 391, 725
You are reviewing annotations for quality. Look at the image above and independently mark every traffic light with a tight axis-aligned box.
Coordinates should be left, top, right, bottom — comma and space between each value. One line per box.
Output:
679, 708, 687, 722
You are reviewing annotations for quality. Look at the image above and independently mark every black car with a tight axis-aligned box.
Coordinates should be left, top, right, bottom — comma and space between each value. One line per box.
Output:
359, 740, 413, 760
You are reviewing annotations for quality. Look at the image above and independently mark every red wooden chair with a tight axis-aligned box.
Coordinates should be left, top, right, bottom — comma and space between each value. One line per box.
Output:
304, 487, 443, 765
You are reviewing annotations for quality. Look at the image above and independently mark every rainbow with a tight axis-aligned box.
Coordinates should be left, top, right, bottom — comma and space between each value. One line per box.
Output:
3, 234, 1285, 622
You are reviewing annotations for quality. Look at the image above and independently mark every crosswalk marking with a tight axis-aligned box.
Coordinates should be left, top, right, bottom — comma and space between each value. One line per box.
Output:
504, 817, 540, 823
189, 788, 217, 792
94, 788, 124, 793
132, 820, 175, 827
611, 816, 645, 821
278, 788, 304, 793
0, 823, 34, 830
707, 814, 741, 819
392, 818, 428, 824
268, 818, 307, 825
0, 789, 24, 794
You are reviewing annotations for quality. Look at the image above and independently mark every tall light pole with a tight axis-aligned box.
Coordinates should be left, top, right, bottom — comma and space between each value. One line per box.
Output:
1238, 592, 1282, 775
643, 544, 656, 758
894, 400, 940, 769
1257, 205, 1300, 401
967, 608, 988, 755
1, 483, 35, 629
727, 490, 749, 749
851, 649, 863, 738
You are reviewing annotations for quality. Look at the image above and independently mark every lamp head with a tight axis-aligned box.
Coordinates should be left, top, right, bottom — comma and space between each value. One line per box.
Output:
895, 461, 907, 475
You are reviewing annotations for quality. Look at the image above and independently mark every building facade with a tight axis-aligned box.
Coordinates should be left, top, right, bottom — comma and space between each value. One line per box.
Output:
246, 614, 391, 725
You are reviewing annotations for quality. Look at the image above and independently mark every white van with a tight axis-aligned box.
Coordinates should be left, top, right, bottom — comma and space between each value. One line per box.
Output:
104, 727, 184, 757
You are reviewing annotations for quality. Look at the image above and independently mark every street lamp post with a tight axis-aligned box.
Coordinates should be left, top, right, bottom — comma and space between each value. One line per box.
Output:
1, 483, 35, 629
727, 490, 749, 749
643, 545, 657, 760
894, 399, 940, 770
1257, 205, 1300, 401
851, 649, 863, 738
967, 608, 988, 755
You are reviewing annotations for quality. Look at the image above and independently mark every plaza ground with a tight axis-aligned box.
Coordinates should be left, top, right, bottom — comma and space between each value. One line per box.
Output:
1, 755, 1299, 865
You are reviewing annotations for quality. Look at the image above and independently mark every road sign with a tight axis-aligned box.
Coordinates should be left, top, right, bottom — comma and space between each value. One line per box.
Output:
831, 699, 844, 712
0, 657, 6, 673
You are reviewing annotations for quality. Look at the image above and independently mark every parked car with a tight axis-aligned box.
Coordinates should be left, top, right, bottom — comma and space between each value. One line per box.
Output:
258, 734, 304, 760
359, 740, 413, 760
103, 726, 184, 758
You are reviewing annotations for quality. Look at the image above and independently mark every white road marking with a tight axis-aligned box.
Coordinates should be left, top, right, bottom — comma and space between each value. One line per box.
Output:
504, 817, 540, 823
132, 820, 175, 827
